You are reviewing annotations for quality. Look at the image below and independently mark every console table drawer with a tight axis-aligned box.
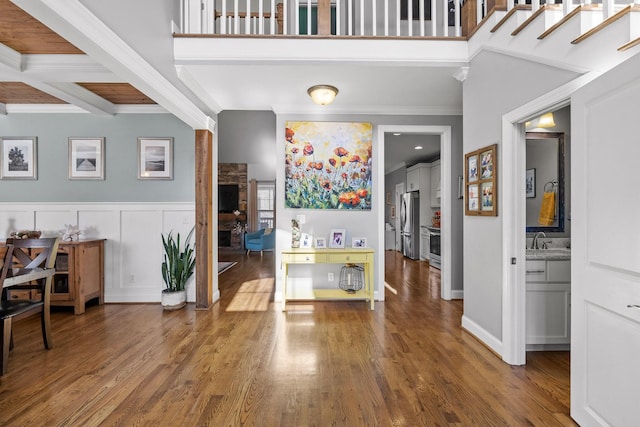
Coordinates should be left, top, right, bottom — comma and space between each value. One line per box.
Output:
282, 253, 327, 263
327, 252, 369, 263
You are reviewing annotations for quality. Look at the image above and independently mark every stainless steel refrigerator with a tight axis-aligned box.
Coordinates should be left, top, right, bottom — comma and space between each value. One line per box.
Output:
400, 192, 420, 260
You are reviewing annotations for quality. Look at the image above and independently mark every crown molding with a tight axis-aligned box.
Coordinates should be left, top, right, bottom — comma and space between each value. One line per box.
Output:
271, 104, 462, 116
4, 104, 169, 114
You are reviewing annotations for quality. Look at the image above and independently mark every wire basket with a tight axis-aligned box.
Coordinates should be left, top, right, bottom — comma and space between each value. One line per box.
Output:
339, 264, 364, 293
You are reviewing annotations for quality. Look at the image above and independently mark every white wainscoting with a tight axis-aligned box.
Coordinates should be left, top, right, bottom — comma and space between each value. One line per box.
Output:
0, 203, 196, 303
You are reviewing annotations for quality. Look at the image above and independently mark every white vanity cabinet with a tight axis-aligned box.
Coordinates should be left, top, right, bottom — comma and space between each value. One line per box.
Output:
525, 258, 571, 349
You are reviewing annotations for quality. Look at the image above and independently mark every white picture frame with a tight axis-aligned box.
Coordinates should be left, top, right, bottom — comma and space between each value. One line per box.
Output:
300, 233, 313, 248
0, 136, 37, 180
314, 237, 326, 249
329, 229, 346, 248
352, 237, 367, 248
68, 137, 105, 180
138, 137, 173, 180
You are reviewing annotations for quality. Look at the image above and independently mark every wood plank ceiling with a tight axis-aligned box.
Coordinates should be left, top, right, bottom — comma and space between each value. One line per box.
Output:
0, 0, 155, 106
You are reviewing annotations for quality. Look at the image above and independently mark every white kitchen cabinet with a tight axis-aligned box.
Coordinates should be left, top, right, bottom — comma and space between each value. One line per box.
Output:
430, 161, 441, 208
525, 259, 571, 350
406, 167, 420, 192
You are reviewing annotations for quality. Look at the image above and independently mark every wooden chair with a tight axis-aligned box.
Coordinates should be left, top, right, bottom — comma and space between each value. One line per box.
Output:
0, 238, 59, 375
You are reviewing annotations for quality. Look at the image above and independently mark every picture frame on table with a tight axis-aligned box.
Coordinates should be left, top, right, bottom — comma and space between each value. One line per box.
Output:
138, 137, 173, 180
526, 168, 536, 198
68, 137, 105, 180
464, 144, 498, 216
314, 237, 326, 249
0, 136, 37, 180
300, 233, 313, 248
352, 237, 367, 248
329, 229, 346, 248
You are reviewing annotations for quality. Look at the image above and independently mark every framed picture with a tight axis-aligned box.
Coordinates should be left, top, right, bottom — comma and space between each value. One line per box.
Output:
390, 205, 396, 219
352, 237, 367, 248
68, 137, 105, 180
138, 137, 173, 180
0, 137, 37, 180
465, 144, 497, 216
300, 233, 313, 248
329, 229, 346, 248
526, 168, 536, 198
386, 192, 391, 205
467, 154, 478, 183
315, 237, 326, 249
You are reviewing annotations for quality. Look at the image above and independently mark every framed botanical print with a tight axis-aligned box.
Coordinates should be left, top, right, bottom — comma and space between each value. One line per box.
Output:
465, 144, 497, 216
69, 137, 105, 180
138, 137, 173, 180
0, 137, 37, 180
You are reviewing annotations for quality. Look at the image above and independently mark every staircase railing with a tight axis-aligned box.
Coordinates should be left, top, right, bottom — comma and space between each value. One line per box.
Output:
179, 0, 638, 38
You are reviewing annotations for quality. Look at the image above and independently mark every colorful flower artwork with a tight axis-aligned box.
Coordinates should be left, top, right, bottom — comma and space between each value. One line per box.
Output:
285, 121, 373, 210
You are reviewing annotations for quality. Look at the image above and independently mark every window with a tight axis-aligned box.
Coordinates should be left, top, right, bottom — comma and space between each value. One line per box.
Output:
257, 181, 275, 229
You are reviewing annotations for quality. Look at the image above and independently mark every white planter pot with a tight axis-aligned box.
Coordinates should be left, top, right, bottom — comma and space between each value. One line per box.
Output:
161, 289, 186, 310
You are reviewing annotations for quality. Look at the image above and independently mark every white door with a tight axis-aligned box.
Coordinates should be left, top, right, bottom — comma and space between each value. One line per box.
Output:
571, 54, 640, 426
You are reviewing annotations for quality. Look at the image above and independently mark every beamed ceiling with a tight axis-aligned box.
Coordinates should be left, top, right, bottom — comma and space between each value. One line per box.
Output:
0, 0, 156, 108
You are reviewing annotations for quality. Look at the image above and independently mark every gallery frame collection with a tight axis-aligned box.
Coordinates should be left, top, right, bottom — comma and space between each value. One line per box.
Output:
0, 135, 175, 181
464, 143, 498, 216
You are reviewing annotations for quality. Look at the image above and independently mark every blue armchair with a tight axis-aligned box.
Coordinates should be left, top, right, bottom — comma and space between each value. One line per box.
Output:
244, 228, 275, 256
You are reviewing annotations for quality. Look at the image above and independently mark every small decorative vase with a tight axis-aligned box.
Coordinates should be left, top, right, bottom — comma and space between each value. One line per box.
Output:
291, 219, 300, 248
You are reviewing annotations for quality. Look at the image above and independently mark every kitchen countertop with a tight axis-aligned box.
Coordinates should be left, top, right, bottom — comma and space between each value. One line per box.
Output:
525, 248, 571, 260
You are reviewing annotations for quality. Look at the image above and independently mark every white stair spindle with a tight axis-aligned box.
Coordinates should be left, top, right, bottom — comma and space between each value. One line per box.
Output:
336, 0, 341, 35
295, 0, 300, 35
603, 0, 614, 19
246, 0, 251, 34
284, 0, 288, 35
372, 0, 377, 36
419, 0, 424, 37
532, 0, 540, 12
234, 0, 240, 34
348, 0, 353, 35
221, 0, 227, 34
442, 0, 447, 37
476, 0, 483, 24
455, 0, 461, 37
384, 0, 389, 36
308, 0, 312, 35
270, 0, 275, 34
259, 0, 264, 34
431, 0, 437, 35
408, 0, 412, 36
396, 0, 401, 36
360, 0, 364, 35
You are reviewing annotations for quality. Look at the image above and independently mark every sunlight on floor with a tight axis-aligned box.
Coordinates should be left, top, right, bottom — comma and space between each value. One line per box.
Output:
225, 277, 275, 312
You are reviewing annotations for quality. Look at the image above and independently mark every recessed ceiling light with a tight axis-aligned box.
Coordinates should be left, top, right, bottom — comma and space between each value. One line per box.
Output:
414, 146, 423, 150
393, 132, 401, 136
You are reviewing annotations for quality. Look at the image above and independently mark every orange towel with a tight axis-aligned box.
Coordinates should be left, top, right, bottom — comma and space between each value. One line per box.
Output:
538, 191, 556, 226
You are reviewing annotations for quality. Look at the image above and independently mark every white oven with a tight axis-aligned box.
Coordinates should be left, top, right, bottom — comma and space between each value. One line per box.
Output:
427, 226, 441, 269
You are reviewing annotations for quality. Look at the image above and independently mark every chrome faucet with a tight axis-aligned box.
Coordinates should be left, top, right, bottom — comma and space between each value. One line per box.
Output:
531, 231, 547, 249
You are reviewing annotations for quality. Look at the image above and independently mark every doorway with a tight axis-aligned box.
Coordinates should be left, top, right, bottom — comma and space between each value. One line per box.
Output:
377, 125, 453, 301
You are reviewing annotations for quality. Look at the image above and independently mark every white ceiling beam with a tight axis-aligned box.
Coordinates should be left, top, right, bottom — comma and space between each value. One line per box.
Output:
21, 54, 119, 82
0, 103, 7, 115
12, 0, 214, 131
24, 81, 115, 115
175, 66, 223, 114
0, 43, 22, 71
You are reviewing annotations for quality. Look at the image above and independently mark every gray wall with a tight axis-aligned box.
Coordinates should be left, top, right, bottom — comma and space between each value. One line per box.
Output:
0, 114, 195, 202
462, 50, 579, 340
217, 110, 277, 181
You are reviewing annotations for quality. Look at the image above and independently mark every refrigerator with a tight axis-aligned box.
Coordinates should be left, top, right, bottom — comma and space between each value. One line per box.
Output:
400, 192, 420, 260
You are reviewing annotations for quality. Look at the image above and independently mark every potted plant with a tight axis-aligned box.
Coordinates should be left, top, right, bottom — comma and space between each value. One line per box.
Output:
161, 228, 195, 310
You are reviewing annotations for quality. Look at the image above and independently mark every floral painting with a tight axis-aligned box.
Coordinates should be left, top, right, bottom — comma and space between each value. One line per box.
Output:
285, 121, 373, 210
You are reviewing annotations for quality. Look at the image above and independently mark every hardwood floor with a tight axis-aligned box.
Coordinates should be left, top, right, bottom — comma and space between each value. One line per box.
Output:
0, 251, 574, 426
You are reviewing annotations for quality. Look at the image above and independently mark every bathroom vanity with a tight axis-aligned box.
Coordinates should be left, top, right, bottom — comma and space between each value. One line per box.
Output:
525, 248, 571, 350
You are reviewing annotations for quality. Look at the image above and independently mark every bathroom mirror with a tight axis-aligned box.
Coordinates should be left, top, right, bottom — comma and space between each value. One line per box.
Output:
525, 132, 565, 233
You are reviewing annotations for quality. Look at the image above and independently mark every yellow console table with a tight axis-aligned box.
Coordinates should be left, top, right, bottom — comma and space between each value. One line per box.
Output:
281, 248, 375, 311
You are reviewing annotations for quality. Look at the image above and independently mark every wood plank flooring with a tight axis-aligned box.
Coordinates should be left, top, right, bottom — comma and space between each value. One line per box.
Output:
0, 250, 574, 426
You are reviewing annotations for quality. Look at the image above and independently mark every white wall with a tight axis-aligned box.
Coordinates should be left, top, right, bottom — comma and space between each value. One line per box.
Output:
461, 50, 580, 346
0, 202, 197, 303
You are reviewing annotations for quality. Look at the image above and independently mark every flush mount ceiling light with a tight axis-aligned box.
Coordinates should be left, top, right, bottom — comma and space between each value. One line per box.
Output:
307, 84, 339, 106
414, 145, 423, 150
537, 112, 556, 128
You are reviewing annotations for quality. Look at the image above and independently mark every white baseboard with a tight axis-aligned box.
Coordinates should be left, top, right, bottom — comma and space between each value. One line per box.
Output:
451, 289, 464, 299
461, 314, 503, 357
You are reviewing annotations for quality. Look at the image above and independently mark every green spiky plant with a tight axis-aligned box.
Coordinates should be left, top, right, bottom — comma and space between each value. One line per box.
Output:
161, 228, 195, 292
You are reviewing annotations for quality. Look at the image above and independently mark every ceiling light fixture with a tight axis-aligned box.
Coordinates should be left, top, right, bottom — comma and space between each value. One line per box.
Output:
307, 84, 339, 106
414, 146, 423, 150
393, 132, 402, 136
537, 112, 556, 128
